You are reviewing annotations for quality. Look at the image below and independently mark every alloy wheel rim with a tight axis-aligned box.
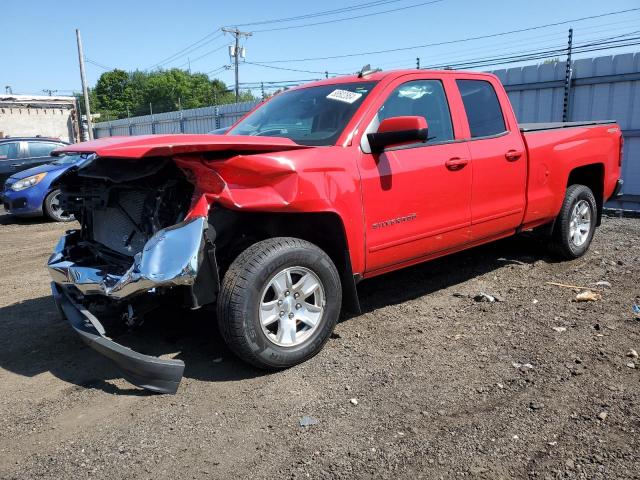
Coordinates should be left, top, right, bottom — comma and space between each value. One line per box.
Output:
569, 199, 591, 247
259, 266, 326, 347
50, 192, 73, 221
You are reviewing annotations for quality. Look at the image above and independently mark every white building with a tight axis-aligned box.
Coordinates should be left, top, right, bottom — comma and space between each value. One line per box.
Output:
0, 95, 79, 143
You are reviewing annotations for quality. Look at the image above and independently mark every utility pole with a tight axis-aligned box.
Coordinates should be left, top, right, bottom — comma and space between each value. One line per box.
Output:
222, 27, 252, 102
42, 89, 58, 96
325, 71, 329, 79
562, 28, 573, 122
260, 82, 265, 100
75, 29, 93, 140
4, 85, 12, 94
416, 57, 420, 69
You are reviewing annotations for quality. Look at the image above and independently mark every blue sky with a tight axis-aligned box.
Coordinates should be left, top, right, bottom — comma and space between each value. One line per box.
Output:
4, 0, 639, 97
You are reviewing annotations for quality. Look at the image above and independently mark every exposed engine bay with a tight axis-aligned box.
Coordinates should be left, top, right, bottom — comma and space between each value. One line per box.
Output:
48, 156, 219, 323
60, 157, 194, 260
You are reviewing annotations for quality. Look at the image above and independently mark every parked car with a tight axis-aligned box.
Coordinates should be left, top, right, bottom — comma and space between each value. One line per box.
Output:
0, 137, 69, 186
1, 154, 85, 221
47, 69, 623, 393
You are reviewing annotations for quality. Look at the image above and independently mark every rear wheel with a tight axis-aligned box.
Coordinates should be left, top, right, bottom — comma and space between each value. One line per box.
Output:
217, 237, 341, 370
550, 184, 597, 259
44, 189, 74, 222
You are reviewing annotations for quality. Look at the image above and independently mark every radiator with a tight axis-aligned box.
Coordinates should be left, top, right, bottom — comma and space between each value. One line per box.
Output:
92, 190, 149, 256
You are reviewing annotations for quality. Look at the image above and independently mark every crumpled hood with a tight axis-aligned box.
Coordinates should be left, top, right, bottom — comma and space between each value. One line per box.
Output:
53, 134, 313, 159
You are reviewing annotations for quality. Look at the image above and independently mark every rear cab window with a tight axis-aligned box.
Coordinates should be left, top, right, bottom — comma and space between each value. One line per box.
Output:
456, 79, 507, 138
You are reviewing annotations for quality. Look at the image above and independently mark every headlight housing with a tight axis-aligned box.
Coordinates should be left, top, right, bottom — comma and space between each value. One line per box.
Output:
10, 172, 47, 191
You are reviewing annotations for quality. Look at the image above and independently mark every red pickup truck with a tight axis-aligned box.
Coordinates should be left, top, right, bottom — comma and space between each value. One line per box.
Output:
48, 69, 623, 393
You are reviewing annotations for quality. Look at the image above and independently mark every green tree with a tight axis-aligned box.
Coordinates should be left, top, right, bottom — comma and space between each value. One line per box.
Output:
94, 69, 134, 117
90, 68, 255, 120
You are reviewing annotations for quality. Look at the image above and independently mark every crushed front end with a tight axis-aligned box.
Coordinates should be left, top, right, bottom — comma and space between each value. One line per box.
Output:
47, 155, 219, 394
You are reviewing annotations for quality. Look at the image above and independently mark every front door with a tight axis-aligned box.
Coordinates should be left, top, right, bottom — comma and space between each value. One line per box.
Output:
359, 78, 472, 274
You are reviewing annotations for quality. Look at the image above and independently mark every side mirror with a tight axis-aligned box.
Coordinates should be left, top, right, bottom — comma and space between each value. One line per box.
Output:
367, 116, 428, 153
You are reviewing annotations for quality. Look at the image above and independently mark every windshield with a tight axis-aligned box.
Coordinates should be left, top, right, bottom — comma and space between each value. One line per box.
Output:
229, 82, 376, 146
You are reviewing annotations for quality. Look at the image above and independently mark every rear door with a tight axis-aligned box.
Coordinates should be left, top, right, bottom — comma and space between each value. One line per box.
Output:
454, 77, 527, 239
25, 141, 61, 169
358, 75, 472, 274
0, 141, 22, 186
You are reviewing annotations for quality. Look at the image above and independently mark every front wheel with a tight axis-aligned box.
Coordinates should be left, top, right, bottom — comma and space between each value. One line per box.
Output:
550, 184, 597, 259
217, 237, 342, 370
44, 189, 74, 222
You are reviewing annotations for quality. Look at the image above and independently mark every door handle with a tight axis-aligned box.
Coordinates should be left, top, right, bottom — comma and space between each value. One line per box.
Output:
445, 157, 469, 171
505, 150, 523, 161
10, 163, 22, 168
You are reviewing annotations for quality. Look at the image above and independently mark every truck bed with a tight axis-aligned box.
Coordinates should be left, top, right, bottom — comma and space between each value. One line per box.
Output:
520, 121, 622, 228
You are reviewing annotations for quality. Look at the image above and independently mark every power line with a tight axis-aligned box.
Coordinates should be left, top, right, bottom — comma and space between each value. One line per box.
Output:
175, 43, 228, 68
147, 30, 223, 70
231, 0, 405, 27
253, 0, 443, 33
253, 7, 640, 63
207, 65, 231, 75
239, 78, 322, 86
418, 30, 640, 70
85, 57, 115, 71
243, 33, 640, 87
387, 21, 640, 68
244, 61, 344, 75
423, 34, 640, 70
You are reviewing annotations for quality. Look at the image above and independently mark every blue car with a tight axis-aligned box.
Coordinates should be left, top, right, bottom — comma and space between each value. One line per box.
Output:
1, 154, 83, 222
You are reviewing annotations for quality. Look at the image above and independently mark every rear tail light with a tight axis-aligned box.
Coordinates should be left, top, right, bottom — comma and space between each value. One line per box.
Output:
619, 135, 624, 167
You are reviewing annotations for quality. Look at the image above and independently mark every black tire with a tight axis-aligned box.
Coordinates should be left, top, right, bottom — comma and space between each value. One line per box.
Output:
44, 189, 74, 222
217, 237, 342, 370
550, 184, 597, 259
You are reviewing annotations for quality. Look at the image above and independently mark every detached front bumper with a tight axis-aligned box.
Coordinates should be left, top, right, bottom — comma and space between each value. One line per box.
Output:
48, 216, 215, 394
52, 282, 185, 393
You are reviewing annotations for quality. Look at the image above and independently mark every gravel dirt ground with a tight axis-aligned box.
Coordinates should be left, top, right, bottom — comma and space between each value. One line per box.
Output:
0, 207, 639, 480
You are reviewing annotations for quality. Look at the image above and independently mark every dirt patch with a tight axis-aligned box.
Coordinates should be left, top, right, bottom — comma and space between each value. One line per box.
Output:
0, 207, 638, 479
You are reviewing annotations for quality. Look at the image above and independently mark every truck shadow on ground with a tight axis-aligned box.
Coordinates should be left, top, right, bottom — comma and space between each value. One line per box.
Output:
0, 234, 552, 395
353, 233, 551, 315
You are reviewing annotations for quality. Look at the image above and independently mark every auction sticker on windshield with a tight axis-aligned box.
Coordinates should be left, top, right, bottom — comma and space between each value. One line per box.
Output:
327, 89, 363, 104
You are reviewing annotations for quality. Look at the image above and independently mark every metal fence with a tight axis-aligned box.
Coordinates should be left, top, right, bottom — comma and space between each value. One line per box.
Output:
93, 101, 258, 138
93, 52, 639, 210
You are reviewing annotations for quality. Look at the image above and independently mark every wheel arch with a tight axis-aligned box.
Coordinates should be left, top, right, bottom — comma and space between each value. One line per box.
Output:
209, 207, 361, 313
566, 163, 604, 226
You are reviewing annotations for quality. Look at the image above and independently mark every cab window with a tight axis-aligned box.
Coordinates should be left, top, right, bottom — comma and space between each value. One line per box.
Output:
378, 80, 454, 144
456, 80, 507, 138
